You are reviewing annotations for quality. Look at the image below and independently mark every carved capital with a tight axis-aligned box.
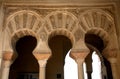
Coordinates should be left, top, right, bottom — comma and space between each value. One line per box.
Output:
102, 48, 118, 59
2, 51, 17, 61
70, 49, 89, 61
33, 52, 51, 60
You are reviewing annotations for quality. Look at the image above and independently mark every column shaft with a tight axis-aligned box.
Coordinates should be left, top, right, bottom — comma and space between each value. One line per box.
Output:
1, 60, 12, 79
40, 67, 46, 79
38, 60, 47, 79
109, 58, 120, 79
76, 59, 84, 79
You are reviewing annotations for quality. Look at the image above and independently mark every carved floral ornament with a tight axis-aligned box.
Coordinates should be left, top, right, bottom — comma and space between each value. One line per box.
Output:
3, 8, 115, 53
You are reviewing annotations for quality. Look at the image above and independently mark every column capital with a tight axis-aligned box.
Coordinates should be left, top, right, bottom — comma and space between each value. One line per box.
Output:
2, 51, 17, 61
102, 48, 118, 59
33, 52, 51, 60
70, 49, 89, 61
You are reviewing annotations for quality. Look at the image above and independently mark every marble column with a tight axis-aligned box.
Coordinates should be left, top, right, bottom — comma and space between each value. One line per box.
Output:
33, 53, 51, 79
38, 59, 47, 79
70, 50, 89, 79
1, 60, 12, 79
33, 40, 52, 79
0, 51, 16, 79
76, 59, 84, 79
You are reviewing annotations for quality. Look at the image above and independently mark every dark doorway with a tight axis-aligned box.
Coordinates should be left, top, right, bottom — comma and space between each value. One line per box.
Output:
9, 36, 39, 79
47, 35, 72, 79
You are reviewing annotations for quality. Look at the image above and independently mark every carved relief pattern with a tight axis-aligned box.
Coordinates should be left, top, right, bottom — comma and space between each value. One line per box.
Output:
5, 10, 43, 37
4, 5, 115, 46
44, 11, 78, 34
79, 10, 114, 34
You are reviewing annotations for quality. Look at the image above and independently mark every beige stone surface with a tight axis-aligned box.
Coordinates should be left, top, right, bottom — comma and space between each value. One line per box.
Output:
0, 0, 120, 79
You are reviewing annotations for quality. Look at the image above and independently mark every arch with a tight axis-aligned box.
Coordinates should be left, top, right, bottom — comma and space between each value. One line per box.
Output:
86, 44, 104, 61
79, 9, 114, 34
85, 42, 113, 79
11, 29, 38, 52
9, 36, 39, 79
43, 11, 79, 35
85, 28, 110, 49
5, 10, 43, 36
48, 29, 75, 47
44, 11, 81, 46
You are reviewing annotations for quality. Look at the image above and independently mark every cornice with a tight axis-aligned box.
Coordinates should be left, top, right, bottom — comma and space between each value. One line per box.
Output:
2, 1, 116, 7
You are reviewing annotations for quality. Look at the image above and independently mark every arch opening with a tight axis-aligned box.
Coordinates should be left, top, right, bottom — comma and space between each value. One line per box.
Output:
47, 35, 72, 79
9, 36, 39, 79
64, 50, 78, 79
85, 33, 105, 52
85, 33, 113, 79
